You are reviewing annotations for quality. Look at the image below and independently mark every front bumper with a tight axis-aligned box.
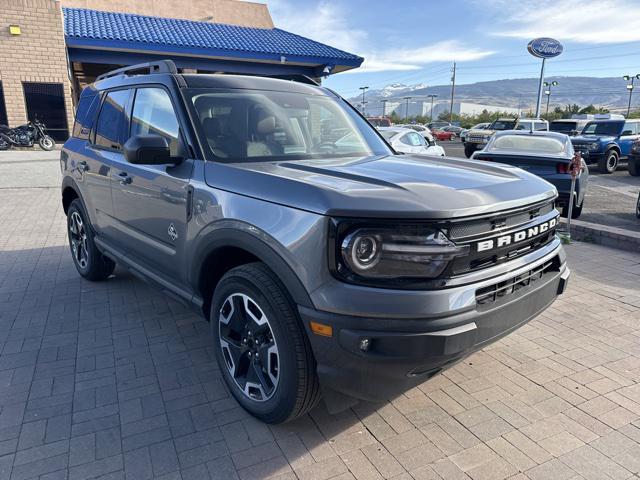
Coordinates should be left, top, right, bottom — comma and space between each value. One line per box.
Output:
300, 245, 568, 408
573, 149, 602, 163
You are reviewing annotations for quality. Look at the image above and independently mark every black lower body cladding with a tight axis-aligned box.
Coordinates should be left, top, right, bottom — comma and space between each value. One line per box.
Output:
300, 252, 569, 410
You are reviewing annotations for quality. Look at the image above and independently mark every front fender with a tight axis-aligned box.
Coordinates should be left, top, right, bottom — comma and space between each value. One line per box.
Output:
188, 221, 315, 309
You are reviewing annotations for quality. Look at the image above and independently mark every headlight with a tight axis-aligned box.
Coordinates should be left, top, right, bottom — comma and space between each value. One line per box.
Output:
588, 142, 600, 151
333, 224, 469, 286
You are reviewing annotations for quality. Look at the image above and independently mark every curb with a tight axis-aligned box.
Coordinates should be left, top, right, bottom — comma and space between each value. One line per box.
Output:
559, 218, 640, 253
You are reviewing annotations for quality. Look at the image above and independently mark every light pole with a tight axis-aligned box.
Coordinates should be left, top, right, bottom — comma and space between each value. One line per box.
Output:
403, 96, 412, 121
427, 94, 438, 123
543, 81, 558, 117
381, 99, 388, 118
359, 86, 369, 116
623, 75, 640, 117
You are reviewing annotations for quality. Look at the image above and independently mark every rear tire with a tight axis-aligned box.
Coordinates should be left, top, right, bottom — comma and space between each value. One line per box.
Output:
464, 144, 476, 158
636, 193, 640, 218
598, 149, 618, 174
211, 263, 320, 423
628, 157, 640, 176
0, 138, 9, 150
562, 200, 583, 219
67, 199, 115, 281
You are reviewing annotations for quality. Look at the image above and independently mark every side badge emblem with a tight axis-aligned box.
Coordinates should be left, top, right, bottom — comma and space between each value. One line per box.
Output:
168, 223, 178, 241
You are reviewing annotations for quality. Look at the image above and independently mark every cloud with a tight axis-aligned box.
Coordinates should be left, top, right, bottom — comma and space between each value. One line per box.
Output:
267, 0, 494, 73
490, 0, 640, 44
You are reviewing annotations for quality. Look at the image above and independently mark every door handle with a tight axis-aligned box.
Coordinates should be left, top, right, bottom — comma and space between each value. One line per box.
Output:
118, 171, 132, 185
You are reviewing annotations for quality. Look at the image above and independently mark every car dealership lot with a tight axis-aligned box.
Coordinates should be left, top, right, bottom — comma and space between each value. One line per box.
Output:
0, 150, 638, 479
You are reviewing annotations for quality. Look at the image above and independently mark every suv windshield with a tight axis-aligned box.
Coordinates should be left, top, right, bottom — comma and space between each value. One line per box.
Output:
549, 121, 577, 133
581, 121, 623, 136
489, 120, 517, 130
188, 89, 391, 162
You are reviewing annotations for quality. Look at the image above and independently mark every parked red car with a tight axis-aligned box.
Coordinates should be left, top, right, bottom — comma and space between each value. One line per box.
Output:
432, 129, 456, 141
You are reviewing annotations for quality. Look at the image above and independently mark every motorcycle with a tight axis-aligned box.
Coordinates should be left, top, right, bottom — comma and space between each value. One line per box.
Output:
0, 120, 55, 151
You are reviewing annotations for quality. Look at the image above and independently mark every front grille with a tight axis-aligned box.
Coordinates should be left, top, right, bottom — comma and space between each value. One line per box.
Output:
448, 201, 558, 275
449, 202, 554, 241
468, 135, 487, 142
475, 258, 558, 306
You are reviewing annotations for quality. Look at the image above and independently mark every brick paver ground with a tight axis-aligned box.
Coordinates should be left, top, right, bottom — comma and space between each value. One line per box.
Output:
0, 151, 639, 479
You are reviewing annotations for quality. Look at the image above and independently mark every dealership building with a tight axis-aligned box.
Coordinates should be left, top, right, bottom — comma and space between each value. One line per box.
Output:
0, 0, 362, 141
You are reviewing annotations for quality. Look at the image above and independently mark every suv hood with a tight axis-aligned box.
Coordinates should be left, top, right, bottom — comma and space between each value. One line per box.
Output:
204, 154, 556, 219
467, 129, 494, 136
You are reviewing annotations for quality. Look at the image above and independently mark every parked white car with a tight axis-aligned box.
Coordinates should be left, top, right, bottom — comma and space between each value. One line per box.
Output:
397, 124, 436, 144
379, 127, 445, 156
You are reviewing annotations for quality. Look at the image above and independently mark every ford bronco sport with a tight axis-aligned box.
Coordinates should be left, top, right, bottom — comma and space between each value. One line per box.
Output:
61, 61, 569, 423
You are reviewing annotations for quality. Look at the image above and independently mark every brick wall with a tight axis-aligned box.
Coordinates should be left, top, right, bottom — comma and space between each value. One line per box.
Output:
61, 0, 274, 28
0, 0, 74, 132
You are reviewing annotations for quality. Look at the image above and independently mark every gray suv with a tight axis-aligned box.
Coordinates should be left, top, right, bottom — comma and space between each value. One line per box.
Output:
61, 61, 569, 423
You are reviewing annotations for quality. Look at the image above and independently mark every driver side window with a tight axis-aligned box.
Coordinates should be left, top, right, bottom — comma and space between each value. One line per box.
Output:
622, 122, 637, 136
130, 88, 182, 156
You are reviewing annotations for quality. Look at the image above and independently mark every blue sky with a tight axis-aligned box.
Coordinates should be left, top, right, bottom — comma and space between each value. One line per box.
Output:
265, 0, 640, 98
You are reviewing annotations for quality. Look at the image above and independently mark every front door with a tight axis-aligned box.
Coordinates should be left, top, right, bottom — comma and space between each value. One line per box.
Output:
619, 121, 639, 156
110, 86, 193, 284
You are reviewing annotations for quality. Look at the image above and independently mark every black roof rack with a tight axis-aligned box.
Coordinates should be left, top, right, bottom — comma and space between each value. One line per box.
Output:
96, 60, 177, 82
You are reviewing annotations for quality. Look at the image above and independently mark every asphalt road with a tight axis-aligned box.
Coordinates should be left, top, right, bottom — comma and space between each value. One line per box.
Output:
442, 140, 640, 232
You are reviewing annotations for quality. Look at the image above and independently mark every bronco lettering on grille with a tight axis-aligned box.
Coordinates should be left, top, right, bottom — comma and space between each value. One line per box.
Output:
476, 217, 558, 253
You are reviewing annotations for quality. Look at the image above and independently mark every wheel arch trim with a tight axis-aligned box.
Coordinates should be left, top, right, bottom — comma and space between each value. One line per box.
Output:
189, 224, 315, 311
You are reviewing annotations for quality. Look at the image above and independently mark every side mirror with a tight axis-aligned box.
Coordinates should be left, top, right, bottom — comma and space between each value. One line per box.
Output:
123, 135, 179, 165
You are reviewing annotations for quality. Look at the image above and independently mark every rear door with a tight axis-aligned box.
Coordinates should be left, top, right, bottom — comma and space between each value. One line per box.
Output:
83, 88, 131, 237
110, 86, 193, 283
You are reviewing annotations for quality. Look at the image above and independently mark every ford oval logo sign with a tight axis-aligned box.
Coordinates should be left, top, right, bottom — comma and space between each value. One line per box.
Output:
527, 38, 563, 59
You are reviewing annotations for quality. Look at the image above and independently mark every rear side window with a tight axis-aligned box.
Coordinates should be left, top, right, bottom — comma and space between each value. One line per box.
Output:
130, 88, 181, 156
72, 90, 100, 140
94, 89, 130, 150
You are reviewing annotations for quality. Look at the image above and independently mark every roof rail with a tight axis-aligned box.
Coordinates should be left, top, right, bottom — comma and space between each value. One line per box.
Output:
96, 60, 178, 82
264, 74, 319, 86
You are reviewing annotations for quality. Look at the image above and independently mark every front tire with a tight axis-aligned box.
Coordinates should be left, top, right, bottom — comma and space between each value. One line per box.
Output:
67, 199, 115, 281
629, 157, 640, 176
0, 138, 10, 150
636, 193, 640, 218
598, 149, 618, 174
39, 135, 55, 151
211, 263, 320, 423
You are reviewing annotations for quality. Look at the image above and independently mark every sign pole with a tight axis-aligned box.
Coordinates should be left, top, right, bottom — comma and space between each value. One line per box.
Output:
528, 38, 563, 118
535, 58, 546, 118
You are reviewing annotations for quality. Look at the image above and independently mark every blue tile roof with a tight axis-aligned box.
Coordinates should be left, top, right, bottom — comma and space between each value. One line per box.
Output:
62, 7, 363, 68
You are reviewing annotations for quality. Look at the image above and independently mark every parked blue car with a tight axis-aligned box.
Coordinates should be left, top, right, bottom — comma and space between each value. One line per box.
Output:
474, 130, 588, 218
571, 116, 640, 174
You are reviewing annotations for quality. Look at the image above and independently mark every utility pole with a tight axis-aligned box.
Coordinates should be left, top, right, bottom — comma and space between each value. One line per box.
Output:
427, 94, 438, 123
623, 75, 640, 117
449, 62, 456, 123
381, 99, 388, 118
403, 96, 412, 121
543, 80, 559, 117
359, 86, 369, 116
